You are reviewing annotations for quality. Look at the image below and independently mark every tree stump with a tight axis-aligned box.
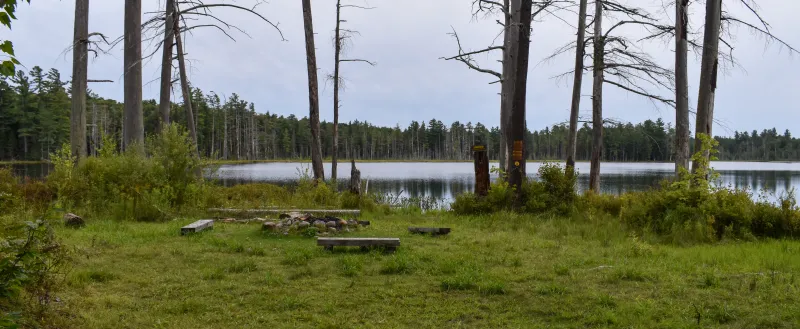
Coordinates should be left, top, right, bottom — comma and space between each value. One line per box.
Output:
473, 144, 490, 197
349, 159, 361, 195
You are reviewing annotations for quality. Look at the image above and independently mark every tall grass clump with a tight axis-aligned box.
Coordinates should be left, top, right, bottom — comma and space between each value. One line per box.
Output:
49, 125, 206, 221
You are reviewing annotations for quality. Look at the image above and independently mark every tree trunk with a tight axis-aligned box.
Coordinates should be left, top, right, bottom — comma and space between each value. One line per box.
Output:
71, 0, 89, 159
504, 0, 532, 204
674, 0, 690, 175
123, 0, 144, 151
349, 159, 361, 195
498, 0, 510, 174
173, 9, 198, 153
302, 0, 325, 181
332, 0, 342, 182
566, 0, 588, 176
589, 0, 604, 193
692, 0, 722, 173
158, 0, 175, 129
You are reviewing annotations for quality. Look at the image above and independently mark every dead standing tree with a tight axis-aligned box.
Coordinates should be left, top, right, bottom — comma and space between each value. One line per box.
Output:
691, 0, 798, 174
141, 0, 284, 148
330, 0, 375, 182
124, 0, 144, 151
302, 0, 325, 182
547, 0, 676, 193
444, 0, 571, 177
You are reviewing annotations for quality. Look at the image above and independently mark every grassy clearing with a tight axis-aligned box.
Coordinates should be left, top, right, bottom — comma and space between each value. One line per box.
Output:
52, 212, 800, 328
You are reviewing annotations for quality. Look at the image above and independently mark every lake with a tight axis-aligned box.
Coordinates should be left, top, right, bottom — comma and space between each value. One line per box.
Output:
9, 161, 799, 204
213, 161, 800, 203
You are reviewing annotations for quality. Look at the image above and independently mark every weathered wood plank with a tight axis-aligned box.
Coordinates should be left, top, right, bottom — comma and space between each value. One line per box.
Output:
208, 208, 361, 217
408, 227, 451, 235
181, 219, 214, 235
317, 237, 400, 247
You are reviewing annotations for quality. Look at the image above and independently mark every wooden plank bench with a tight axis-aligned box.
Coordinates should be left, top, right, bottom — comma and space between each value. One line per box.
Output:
408, 227, 451, 236
317, 237, 400, 253
181, 219, 214, 235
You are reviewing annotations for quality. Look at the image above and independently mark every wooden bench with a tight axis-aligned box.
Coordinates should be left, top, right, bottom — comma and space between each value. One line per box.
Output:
317, 237, 400, 253
408, 227, 451, 236
181, 219, 214, 235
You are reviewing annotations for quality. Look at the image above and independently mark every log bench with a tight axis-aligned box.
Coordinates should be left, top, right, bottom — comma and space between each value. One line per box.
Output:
181, 219, 214, 235
408, 227, 451, 236
317, 237, 399, 253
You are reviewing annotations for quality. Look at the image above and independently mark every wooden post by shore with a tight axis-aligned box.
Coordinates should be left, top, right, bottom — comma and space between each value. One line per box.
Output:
473, 144, 490, 196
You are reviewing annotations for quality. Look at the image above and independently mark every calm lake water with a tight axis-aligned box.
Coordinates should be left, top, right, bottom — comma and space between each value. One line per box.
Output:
9, 161, 800, 203
212, 161, 800, 202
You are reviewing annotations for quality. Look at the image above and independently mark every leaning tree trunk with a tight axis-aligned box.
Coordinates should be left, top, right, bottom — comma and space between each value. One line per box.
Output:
674, 0, 690, 175
589, 0, 604, 193
566, 0, 588, 176
71, 0, 89, 159
123, 0, 144, 150
692, 0, 722, 174
332, 0, 342, 182
302, 0, 325, 182
173, 9, 198, 153
158, 0, 175, 130
504, 0, 533, 206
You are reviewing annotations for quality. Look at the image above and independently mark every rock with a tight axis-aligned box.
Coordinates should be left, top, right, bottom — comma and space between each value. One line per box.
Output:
313, 220, 326, 228
328, 227, 337, 234
63, 213, 84, 228
298, 221, 310, 229
325, 221, 337, 228
279, 213, 291, 219
338, 219, 347, 227
347, 219, 358, 227
262, 222, 278, 231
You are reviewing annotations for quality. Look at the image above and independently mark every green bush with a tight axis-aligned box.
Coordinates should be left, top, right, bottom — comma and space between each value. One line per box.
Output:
618, 135, 800, 242
48, 125, 206, 221
451, 163, 576, 215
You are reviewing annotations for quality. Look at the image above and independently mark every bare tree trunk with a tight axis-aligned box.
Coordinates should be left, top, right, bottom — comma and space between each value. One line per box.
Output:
223, 106, 228, 159
504, 0, 532, 203
498, 0, 510, 174
173, 9, 198, 153
302, 0, 325, 181
71, 0, 89, 159
566, 0, 588, 176
91, 102, 97, 156
692, 0, 722, 173
123, 0, 144, 150
332, 0, 342, 182
674, 0, 690, 175
589, 0, 604, 193
158, 0, 175, 129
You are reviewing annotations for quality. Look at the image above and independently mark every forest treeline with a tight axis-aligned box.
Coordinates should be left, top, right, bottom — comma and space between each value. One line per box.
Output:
1, 66, 796, 162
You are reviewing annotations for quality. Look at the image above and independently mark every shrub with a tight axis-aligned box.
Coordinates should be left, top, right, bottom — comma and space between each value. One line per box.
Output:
0, 219, 68, 327
48, 125, 206, 221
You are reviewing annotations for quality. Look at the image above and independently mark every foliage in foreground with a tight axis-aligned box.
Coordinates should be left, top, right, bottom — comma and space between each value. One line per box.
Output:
453, 135, 800, 243
1, 218, 67, 328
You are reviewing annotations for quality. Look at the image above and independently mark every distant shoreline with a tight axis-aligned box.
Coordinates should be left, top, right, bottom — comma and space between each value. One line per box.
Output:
5, 159, 800, 166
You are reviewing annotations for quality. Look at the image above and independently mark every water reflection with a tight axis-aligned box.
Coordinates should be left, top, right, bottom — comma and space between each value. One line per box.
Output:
214, 161, 800, 202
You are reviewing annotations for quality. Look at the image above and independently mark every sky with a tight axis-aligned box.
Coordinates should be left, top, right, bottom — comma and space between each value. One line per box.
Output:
7, 0, 800, 136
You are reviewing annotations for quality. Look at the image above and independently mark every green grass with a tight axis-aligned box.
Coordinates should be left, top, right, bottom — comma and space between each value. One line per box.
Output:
52, 212, 800, 328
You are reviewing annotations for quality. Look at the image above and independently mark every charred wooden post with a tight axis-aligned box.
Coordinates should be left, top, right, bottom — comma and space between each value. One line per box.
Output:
349, 159, 361, 195
473, 144, 490, 197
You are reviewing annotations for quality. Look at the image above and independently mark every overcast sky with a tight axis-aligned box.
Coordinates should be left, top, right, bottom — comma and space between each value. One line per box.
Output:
7, 0, 800, 136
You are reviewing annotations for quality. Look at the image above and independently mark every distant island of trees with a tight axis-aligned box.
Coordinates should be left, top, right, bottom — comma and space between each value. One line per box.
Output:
0, 67, 795, 163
